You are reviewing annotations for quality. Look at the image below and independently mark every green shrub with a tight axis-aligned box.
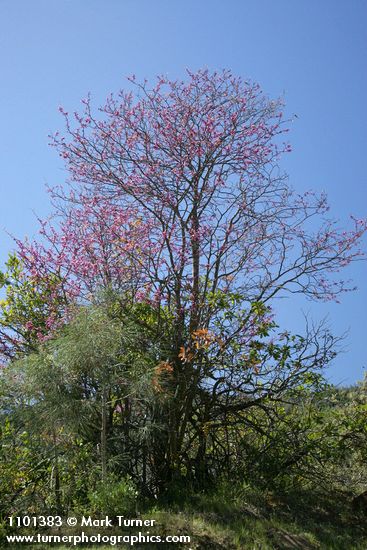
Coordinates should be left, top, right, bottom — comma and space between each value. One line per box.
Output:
88, 475, 138, 516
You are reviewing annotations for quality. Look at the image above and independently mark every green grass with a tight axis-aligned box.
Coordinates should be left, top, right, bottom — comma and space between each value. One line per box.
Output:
141, 483, 367, 549
4, 484, 367, 549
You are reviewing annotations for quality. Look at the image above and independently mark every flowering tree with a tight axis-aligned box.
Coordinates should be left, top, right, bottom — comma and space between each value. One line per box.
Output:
3, 69, 366, 487
51, 70, 365, 313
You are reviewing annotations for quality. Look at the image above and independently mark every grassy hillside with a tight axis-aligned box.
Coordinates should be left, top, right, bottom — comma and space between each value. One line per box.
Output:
7, 484, 367, 549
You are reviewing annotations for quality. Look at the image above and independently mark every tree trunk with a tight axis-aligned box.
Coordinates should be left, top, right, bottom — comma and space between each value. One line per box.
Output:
101, 384, 108, 483
52, 431, 62, 514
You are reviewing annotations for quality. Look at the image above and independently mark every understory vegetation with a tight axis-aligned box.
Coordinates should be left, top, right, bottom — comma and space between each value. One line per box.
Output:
1, 313, 367, 549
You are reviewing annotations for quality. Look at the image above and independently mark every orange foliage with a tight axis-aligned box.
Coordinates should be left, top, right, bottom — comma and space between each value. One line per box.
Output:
152, 361, 173, 393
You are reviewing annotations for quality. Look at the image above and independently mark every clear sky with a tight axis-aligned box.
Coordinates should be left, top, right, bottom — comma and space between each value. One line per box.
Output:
0, 0, 366, 384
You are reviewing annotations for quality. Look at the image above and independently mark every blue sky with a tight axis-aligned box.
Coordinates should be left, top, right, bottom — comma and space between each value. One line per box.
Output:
0, 0, 366, 384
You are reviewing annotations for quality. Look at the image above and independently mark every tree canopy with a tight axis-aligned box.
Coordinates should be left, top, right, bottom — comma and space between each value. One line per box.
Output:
0, 70, 366, 530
